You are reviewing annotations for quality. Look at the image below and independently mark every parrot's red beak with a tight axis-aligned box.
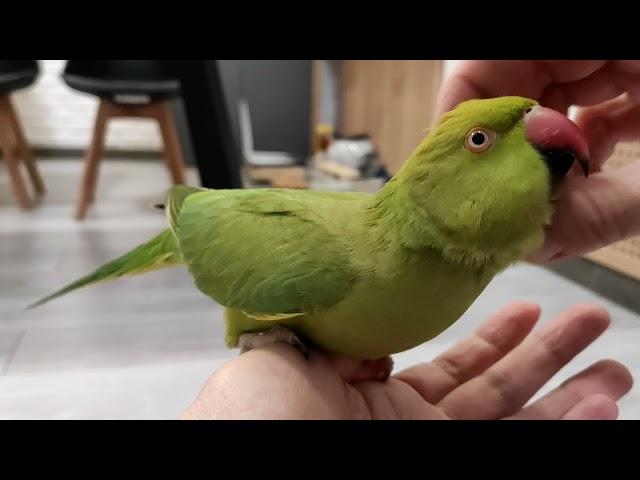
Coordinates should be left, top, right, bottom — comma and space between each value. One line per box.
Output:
524, 105, 590, 180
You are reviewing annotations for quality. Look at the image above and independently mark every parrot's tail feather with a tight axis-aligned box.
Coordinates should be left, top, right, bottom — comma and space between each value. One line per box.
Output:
28, 229, 181, 309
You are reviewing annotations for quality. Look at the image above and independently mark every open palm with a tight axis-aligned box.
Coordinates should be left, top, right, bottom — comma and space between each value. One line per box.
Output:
183, 302, 632, 420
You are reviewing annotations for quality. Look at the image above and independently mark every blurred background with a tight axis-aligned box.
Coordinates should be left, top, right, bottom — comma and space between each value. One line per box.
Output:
0, 60, 639, 419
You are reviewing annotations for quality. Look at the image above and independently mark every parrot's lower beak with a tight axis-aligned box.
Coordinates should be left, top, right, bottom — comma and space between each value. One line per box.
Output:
524, 105, 590, 182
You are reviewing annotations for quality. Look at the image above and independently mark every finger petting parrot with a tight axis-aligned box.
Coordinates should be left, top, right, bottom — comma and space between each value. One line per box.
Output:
29, 96, 590, 363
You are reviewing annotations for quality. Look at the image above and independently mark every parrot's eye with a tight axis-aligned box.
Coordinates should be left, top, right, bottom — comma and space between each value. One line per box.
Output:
465, 128, 496, 153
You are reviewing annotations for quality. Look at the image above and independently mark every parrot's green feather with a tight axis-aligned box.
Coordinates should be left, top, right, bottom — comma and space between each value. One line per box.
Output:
29, 185, 202, 309
243, 311, 305, 321
176, 189, 364, 316
166, 184, 205, 234
27, 229, 181, 309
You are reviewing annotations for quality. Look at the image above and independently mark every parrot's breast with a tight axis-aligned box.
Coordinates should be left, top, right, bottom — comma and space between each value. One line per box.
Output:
226, 247, 496, 359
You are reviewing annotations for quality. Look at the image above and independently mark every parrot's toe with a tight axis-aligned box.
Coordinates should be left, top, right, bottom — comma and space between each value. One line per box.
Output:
238, 325, 309, 359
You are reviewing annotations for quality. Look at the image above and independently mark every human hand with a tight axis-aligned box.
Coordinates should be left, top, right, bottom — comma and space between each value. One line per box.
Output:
182, 302, 632, 420
436, 60, 640, 262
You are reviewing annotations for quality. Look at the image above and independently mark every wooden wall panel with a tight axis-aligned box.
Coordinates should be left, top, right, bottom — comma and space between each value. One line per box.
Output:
339, 60, 443, 174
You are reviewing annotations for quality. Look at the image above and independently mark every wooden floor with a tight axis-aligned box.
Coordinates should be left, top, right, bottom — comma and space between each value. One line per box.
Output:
1, 159, 639, 419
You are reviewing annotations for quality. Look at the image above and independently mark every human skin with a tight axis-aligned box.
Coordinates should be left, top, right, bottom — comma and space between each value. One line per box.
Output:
183, 302, 632, 420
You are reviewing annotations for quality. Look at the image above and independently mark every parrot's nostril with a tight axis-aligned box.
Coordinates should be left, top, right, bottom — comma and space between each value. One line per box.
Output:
525, 107, 533, 114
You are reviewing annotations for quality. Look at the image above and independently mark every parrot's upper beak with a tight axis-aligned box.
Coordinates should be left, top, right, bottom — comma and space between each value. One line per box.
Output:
524, 105, 590, 182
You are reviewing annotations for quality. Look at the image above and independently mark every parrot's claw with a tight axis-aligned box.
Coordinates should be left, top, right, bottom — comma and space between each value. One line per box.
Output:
239, 325, 309, 359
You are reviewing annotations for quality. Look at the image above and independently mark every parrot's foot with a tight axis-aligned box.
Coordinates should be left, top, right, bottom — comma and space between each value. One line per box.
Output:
238, 325, 309, 359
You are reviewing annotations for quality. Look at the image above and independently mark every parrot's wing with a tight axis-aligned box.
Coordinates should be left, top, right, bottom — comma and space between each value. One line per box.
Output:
166, 184, 206, 233
174, 189, 362, 318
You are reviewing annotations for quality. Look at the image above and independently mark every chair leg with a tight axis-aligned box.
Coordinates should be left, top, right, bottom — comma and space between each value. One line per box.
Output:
155, 101, 186, 185
0, 109, 32, 210
2, 96, 46, 195
75, 100, 110, 220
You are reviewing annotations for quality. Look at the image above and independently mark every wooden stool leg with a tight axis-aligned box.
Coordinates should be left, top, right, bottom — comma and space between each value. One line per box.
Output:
3, 96, 46, 195
75, 100, 110, 220
0, 111, 31, 210
155, 101, 186, 185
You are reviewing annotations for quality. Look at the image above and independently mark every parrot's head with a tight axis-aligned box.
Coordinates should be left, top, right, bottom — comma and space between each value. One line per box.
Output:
391, 96, 590, 267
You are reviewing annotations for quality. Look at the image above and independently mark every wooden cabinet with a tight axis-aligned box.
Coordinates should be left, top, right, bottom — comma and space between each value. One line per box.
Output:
339, 60, 443, 174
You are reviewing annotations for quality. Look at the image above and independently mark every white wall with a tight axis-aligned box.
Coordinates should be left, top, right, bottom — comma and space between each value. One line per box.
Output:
13, 60, 162, 151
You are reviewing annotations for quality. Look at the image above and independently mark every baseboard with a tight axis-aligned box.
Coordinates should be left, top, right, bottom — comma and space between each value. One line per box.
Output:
545, 257, 640, 314
32, 148, 163, 160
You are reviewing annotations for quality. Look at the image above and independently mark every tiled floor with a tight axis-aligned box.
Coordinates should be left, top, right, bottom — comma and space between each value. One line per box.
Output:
1, 160, 639, 419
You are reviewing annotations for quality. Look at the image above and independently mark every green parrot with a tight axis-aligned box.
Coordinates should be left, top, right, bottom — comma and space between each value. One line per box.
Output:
30, 96, 590, 364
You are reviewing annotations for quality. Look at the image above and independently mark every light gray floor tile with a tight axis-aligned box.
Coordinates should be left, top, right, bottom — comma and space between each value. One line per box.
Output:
0, 357, 233, 419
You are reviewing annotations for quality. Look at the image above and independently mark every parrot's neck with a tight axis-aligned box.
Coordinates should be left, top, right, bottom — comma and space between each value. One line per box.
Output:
367, 174, 536, 272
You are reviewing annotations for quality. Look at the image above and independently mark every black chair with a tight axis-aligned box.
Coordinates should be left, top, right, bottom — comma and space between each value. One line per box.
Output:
61, 61, 186, 220
0, 60, 45, 209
